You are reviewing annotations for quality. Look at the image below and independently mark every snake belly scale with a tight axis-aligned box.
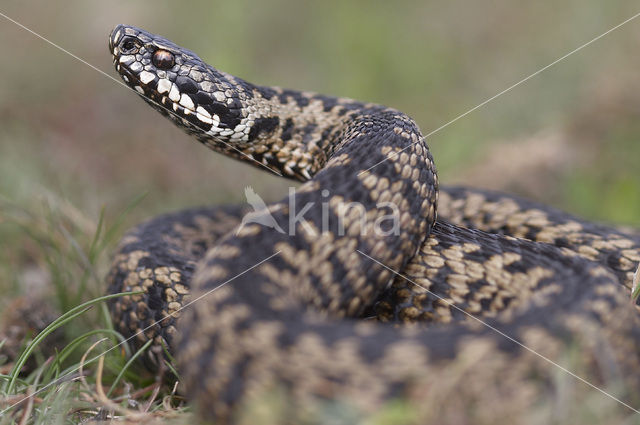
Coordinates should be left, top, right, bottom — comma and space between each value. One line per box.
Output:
107, 25, 640, 422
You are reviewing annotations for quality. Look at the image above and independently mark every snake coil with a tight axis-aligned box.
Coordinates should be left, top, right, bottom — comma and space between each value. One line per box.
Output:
107, 25, 640, 423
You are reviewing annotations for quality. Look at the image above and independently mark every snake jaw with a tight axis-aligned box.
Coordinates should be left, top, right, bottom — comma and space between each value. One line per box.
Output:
110, 25, 254, 145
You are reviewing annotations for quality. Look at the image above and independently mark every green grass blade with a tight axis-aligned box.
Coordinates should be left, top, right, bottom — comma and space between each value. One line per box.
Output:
88, 205, 106, 263
4, 292, 138, 394
106, 338, 153, 398
42, 328, 129, 385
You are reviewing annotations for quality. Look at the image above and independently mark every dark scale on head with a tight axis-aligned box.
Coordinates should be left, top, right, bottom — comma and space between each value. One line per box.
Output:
175, 75, 198, 93
194, 91, 213, 105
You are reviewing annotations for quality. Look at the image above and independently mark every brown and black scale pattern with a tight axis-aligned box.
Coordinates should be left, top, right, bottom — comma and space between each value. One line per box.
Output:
108, 25, 640, 422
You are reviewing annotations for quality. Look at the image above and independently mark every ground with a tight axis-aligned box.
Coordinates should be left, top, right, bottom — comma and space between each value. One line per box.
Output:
1, 1, 640, 424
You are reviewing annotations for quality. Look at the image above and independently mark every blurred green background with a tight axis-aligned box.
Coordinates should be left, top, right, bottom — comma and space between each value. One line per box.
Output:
1, 0, 640, 301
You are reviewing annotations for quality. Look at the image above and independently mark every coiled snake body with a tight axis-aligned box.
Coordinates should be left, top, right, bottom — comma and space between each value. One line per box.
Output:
107, 25, 640, 423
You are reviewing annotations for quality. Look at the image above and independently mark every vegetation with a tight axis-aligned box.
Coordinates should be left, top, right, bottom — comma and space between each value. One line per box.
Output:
1, 1, 639, 423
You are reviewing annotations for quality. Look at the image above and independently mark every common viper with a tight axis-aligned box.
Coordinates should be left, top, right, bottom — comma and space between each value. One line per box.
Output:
107, 24, 640, 423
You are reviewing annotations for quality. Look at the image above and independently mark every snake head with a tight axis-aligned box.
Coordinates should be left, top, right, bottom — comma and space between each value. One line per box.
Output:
109, 24, 254, 144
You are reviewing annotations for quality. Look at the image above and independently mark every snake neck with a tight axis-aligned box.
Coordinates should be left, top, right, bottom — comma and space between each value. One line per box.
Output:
109, 24, 386, 181
199, 83, 385, 181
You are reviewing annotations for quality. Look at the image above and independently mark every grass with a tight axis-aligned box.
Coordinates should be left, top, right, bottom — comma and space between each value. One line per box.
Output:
1, 1, 640, 423
0, 194, 187, 424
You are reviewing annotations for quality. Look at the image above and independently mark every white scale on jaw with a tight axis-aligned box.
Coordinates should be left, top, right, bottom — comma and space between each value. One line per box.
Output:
144, 74, 252, 140
196, 106, 215, 125
118, 55, 134, 64
139, 71, 156, 85
179, 94, 195, 110
154, 77, 210, 123
168, 85, 181, 102
129, 62, 143, 73
157, 79, 172, 95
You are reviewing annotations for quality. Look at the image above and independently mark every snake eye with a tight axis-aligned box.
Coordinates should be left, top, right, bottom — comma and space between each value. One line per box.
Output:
153, 49, 175, 69
120, 37, 139, 54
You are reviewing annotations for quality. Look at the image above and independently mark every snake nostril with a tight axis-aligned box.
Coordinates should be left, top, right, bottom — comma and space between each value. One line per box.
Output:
120, 37, 138, 54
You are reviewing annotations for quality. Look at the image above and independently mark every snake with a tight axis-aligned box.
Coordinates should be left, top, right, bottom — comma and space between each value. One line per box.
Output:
106, 25, 640, 423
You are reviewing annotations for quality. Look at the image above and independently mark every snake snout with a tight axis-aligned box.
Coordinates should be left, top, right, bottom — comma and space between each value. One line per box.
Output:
109, 24, 129, 54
